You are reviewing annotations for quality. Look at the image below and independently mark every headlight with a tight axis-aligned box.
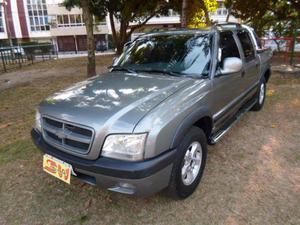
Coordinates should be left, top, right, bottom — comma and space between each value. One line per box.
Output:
35, 110, 42, 132
102, 133, 147, 161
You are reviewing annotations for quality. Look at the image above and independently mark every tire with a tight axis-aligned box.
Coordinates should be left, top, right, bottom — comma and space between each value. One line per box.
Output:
167, 126, 207, 199
251, 77, 266, 111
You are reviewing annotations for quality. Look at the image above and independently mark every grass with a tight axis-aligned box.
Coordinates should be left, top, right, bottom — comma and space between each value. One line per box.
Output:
0, 57, 300, 225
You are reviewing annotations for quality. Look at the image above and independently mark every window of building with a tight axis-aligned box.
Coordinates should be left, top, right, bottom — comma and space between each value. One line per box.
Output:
94, 16, 106, 25
55, 14, 84, 27
0, 8, 4, 32
27, 0, 49, 31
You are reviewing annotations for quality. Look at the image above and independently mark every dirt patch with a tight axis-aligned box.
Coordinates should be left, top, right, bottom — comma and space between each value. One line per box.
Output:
0, 55, 114, 91
0, 58, 299, 225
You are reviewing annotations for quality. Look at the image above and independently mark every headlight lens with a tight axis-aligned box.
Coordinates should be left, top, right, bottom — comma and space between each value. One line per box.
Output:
102, 133, 147, 161
35, 110, 42, 132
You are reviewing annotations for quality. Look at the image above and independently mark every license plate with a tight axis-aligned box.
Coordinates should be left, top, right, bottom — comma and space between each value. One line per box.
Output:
43, 154, 73, 184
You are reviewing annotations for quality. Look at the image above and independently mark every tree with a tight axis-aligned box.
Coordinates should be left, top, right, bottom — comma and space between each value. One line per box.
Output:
81, 0, 96, 77
65, 0, 170, 55
171, 0, 217, 28
105, 0, 170, 54
64, 0, 105, 77
181, 0, 188, 27
225, 0, 299, 37
225, 0, 299, 65
188, 0, 218, 28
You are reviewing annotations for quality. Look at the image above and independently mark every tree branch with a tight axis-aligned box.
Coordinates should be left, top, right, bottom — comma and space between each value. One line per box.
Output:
127, 11, 158, 37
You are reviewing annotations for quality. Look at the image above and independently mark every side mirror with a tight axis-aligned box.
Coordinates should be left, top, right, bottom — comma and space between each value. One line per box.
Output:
220, 57, 243, 75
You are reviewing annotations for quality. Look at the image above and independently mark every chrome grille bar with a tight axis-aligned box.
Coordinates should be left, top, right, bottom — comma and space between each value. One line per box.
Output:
41, 116, 94, 154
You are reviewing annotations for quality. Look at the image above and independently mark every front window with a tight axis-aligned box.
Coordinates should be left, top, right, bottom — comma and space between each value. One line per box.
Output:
116, 34, 212, 77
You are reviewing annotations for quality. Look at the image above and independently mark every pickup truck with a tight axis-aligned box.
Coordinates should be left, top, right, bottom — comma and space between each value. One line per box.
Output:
32, 23, 272, 199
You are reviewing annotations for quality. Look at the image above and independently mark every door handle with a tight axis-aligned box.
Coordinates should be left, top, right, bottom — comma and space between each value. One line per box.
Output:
241, 71, 245, 77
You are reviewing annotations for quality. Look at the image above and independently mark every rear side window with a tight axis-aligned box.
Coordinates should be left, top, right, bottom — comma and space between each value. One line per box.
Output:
237, 30, 255, 61
253, 31, 262, 49
219, 31, 240, 65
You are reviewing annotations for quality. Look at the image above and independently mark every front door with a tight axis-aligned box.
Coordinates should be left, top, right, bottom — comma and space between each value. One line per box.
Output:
212, 31, 245, 131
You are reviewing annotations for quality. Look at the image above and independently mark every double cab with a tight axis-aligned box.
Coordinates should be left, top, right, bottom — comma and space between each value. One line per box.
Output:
32, 23, 272, 199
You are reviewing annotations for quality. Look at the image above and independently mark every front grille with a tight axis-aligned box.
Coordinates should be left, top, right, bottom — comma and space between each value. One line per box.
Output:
42, 116, 94, 154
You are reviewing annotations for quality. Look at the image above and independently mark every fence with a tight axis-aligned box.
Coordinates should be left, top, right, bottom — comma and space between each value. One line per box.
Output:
0, 44, 58, 73
261, 37, 300, 65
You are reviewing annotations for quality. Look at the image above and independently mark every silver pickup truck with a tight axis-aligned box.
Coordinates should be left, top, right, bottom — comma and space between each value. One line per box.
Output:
32, 23, 272, 199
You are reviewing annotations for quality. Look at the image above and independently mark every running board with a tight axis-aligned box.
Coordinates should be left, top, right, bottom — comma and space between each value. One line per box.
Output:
209, 99, 257, 144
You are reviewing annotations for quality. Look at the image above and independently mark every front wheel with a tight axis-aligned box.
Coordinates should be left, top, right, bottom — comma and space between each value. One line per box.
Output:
167, 127, 207, 199
252, 77, 266, 111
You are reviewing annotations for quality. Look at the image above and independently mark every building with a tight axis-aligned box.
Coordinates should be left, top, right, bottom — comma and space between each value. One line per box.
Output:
0, 0, 110, 52
47, 0, 109, 52
0, 0, 51, 45
0, 0, 238, 51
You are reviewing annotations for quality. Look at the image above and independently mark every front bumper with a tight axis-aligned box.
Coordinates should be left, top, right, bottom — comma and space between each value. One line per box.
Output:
31, 129, 176, 196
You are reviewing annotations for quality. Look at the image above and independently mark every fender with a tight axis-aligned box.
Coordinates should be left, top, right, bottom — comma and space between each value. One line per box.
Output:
170, 106, 212, 149
261, 67, 271, 83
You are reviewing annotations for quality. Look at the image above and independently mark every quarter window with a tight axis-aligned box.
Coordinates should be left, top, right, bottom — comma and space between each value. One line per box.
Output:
237, 30, 255, 61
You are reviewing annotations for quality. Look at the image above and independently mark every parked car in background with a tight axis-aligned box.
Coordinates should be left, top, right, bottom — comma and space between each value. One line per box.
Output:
0, 46, 25, 58
32, 23, 272, 199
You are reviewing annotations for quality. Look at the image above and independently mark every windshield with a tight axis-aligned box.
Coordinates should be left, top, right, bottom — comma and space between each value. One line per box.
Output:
115, 33, 212, 77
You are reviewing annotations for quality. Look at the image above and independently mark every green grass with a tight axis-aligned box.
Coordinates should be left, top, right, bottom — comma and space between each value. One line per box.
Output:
0, 140, 37, 166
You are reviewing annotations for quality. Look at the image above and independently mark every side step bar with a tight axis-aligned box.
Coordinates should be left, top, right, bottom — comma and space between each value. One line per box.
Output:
209, 99, 257, 144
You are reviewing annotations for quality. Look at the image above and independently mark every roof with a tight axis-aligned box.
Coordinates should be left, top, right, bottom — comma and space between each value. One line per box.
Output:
141, 28, 213, 37
141, 23, 247, 37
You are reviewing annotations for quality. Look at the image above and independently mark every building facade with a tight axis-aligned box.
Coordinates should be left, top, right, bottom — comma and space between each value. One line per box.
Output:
0, 0, 238, 51
0, 0, 51, 44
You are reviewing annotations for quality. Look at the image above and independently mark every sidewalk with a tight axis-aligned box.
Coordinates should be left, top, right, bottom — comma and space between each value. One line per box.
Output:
57, 50, 115, 59
272, 64, 300, 75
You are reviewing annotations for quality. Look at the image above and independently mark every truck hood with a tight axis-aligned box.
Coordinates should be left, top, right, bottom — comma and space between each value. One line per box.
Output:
39, 71, 192, 134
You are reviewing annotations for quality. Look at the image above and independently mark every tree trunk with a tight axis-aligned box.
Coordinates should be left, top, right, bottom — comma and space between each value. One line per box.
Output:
181, 0, 188, 28
117, 21, 127, 55
226, 4, 233, 22
108, 12, 119, 53
81, 0, 96, 77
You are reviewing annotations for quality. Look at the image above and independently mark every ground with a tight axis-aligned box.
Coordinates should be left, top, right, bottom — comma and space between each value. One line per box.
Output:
0, 56, 299, 225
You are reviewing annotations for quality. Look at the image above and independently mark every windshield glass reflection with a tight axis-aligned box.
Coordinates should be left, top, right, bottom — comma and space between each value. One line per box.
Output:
116, 33, 212, 77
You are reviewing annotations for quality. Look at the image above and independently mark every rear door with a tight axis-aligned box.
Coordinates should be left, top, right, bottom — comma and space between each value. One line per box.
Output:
236, 30, 260, 93
212, 31, 244, 131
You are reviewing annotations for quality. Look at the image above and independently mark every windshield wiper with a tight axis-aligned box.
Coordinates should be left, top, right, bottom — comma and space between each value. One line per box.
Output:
136, 69, 186, 77
109, 65, 136, 73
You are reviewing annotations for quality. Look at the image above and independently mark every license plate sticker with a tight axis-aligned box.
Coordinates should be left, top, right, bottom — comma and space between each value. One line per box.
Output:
43, 154, 75, 184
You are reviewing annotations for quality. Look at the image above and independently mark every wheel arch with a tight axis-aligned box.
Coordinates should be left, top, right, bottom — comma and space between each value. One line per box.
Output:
263, 68, 271, 83
170, 107, 213, 149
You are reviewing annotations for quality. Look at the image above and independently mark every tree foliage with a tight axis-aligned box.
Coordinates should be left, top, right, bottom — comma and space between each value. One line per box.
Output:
170, 0, 218, 28
188, 0, 218, 28
64, 0, 169, 55
225, 0, 300, 37
105, 0, 169, 54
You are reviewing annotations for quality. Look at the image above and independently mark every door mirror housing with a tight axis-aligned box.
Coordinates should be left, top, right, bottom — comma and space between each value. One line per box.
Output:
220, 57, 243, 75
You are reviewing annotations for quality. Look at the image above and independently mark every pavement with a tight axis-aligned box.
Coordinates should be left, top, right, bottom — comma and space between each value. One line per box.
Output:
272, 64, 300, 75
57, 51, 115, 59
